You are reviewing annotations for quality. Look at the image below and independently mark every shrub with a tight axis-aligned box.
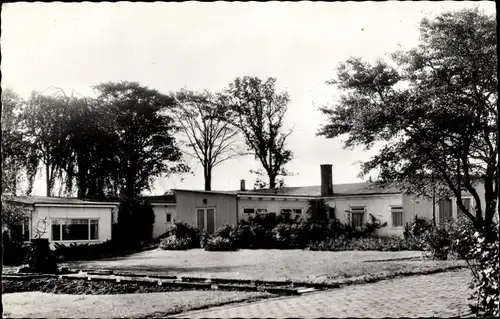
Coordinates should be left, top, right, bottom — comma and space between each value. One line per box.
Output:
467, 230, 499, 318
159, 222, 201, 249
52, 240, 137, 262
308, 235, 417, 252
204, 236, 236, 251
272, 222, 309, 249
420, 224, 454, 260
24, 238, 58, 274
159, 235, 193, 250
2, 236, 30, 266
404, 215, 433, 248
229, 224, 253, 248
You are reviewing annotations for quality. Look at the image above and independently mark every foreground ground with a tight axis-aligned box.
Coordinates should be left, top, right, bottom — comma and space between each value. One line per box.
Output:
2, 269, 472, 318
63, 249, 465, 283
2, 290, 271, 318
172, 269, 473, 318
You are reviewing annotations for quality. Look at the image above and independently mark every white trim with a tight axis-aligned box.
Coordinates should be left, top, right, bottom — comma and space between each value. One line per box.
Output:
35, 203, 118, 208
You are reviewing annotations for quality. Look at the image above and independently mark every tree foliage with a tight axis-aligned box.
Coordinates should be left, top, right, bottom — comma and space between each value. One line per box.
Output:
1, 89, 30, 195
318, 9, 497, 230
172, 89, 245, 190
23, 89, 73, 196
225, 76, 294, 189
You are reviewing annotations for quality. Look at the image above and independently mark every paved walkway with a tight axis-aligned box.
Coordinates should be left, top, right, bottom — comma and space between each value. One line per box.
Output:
172, 269, 473, 318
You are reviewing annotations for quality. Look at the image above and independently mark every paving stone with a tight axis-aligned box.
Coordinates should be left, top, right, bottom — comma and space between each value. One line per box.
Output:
172, 269, 473, 318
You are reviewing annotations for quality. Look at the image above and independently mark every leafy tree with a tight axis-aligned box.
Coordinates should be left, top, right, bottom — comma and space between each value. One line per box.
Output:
60, 96, 121, 198
172, 89, 245, 190
93, 81, 189, 198
23, 89, 73, 196
1, 195, 29, 231
1, 89, 29, 195
226, 76, 294, 189
317, 9, 497, 231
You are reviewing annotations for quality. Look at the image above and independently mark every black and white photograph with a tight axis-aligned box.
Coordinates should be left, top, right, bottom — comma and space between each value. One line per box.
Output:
1, 1, 498, 318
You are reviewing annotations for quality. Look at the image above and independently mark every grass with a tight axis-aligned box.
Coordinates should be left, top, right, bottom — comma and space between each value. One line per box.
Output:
63, 249, 467, 283
2, 290, 271, 318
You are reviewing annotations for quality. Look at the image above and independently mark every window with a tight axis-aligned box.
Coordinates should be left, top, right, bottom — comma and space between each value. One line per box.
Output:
243, 208, 268, 214
391, 206, 404, 227
280, 208, 302, 215
350, 206, 365, 228
11, 218, 30, 242
166, 213, 172, 223
243, 208, 255, 214
51, 219, 99, 241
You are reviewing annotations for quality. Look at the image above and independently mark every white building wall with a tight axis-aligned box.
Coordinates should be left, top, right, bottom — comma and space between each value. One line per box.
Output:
327, 194, 404, 237
32, 205, 113, 248
151, 204, 177, 238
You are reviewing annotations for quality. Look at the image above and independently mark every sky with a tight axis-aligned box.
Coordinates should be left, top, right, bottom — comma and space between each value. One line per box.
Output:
1, 1, 496, 196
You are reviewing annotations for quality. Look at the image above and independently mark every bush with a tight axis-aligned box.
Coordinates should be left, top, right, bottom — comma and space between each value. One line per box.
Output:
308, 235, 418, 252
204, 236, 236, 251
159, 235, 193, 250
272, 222, 310, 249
24, 238, 58, 274
420, 224, 454, 260
229, 224, 253, 248
159, 222, 201, 249
52, 240, 139, 262
468, 231, 499, 318
2, 236, 30, 266
419, 220, 476, 260
404, 215, 433, 249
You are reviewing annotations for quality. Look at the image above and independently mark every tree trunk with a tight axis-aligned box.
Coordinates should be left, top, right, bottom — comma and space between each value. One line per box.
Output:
45, 163, 51, 197
204, 165, 212, 191
269, 174, 276, 189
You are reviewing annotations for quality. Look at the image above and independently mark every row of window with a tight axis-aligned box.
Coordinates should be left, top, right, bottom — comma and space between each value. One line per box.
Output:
243, 208, 303, 215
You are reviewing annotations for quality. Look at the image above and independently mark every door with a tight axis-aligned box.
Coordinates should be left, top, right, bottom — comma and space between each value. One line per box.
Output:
197, 208, 216, 234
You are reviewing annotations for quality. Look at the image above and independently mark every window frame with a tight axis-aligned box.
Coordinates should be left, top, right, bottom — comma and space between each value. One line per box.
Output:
243, 207, 256, 214
349, 206, 366, 228
166, 212, 172, 223
390, 206, 404, 228
51, 218, 100, 242
280, 208, 303, 215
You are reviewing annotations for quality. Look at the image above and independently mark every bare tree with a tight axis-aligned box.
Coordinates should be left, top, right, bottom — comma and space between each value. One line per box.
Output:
172, 89, 246, 190
225, 76, 294, 189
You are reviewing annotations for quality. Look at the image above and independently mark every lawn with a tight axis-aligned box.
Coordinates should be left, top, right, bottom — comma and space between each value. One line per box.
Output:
63, 249, 467, 283
2, 290, 271, 318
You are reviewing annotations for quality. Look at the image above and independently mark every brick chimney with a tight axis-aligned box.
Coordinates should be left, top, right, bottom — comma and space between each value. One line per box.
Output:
240, 179, 246, 191
320, 164, 333, 196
